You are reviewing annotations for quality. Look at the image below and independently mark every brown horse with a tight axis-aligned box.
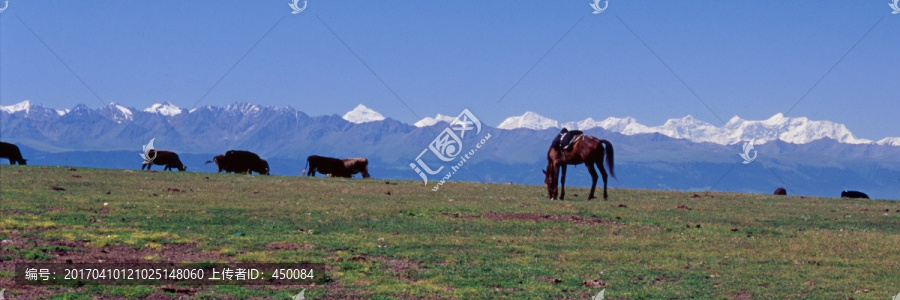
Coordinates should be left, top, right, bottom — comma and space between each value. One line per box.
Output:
543, 135, 615, 200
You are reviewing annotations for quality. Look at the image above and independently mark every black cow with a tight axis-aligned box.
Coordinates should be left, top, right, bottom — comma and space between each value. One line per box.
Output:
841, 190, 869, 199
0, 142, 27, 165
224, 150, 269, 175
142, 150, 186, 171
773, 187, 787, 195
305, 155, 352, 178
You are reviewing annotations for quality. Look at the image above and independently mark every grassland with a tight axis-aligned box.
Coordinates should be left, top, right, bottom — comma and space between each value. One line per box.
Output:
1, 165, 899, 299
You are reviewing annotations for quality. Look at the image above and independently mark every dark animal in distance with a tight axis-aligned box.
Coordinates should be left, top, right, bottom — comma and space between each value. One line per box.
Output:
305, 155, 370, 178
773, 187, 787, 195
141, 150, 186, 171
841, 190, 869, 199
223, 150, 269, 175
341, 157, 371, 178
543, 130, 615, 200
306, 155, 350, 177
0, 141, 27, 165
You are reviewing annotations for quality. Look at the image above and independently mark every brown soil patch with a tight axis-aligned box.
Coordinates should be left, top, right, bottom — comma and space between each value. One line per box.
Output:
338, 254, 422, 284
442, 212, 620, 226
581, 279, 608, 288
540, 276, 563, 284
376, 256, 419, 275
729, 291, 753, 300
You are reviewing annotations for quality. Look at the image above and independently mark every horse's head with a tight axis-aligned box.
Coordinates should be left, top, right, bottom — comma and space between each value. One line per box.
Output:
542, 169, 558, 199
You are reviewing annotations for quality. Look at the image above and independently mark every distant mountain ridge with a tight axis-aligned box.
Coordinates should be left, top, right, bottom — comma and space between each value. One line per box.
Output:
3, 100, 896, 147
3, 100, 899, 199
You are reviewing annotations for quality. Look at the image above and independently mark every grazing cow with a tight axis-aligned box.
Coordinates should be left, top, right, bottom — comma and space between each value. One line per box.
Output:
142, 150, 186, 171
0, 141, 27, 165
205, 155, 234, 173
341, 157, 371, 178
305, 155, 352, 178
841, 190, 869, 199
224, 150, 269, 175
773, 187, 787, 195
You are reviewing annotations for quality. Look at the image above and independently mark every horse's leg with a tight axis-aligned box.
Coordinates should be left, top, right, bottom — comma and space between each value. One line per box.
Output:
586, 162, 599, 200
597, 160, 609, 200
559, 164, 567, 200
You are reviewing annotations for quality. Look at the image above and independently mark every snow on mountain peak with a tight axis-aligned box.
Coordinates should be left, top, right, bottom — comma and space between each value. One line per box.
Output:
1, 100, 32, 114
343, 104, 385, 124
225, 102, 262, 114
763, 113, 788, 125
722, 113, 872, 145
498, 111, 559, 130
877, 137, 900, 146
143, 102, 183, 117
414, 114, 456, 127
655, 115, 722, 142
106, 102, 134, 123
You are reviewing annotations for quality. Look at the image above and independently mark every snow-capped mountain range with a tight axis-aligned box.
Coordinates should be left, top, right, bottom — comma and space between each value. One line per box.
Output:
1, 100, 897, 147
490, 111, 897, 147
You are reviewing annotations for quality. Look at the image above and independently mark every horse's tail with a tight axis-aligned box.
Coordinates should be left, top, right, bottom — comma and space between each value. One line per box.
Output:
600, 139, 615, 179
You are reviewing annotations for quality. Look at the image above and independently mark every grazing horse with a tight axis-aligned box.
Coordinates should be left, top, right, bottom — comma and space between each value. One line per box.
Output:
543, 134, 615, 200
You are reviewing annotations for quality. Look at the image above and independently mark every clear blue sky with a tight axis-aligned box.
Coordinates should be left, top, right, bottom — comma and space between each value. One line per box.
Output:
1, 1, 898, 139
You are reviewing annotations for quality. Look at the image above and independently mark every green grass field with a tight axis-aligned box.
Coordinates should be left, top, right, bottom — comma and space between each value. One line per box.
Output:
1, 165, 899, 299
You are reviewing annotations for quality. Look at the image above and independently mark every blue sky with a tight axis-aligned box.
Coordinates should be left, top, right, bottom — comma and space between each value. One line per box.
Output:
1, 1, 898, 139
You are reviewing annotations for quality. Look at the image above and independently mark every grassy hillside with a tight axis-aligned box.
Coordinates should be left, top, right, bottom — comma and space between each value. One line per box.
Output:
1, 165, 899, 299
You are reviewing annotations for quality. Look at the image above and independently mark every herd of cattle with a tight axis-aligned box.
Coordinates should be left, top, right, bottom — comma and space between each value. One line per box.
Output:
0, 141, 368, 179
143, 148, 370, 178
0, 140, 875, 198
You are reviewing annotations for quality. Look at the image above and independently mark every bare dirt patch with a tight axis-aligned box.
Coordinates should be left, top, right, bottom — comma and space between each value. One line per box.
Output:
335, 254, 422, 284
730, 291, 753, 300
376, 256, 419, 275
581, 279, 608, 288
